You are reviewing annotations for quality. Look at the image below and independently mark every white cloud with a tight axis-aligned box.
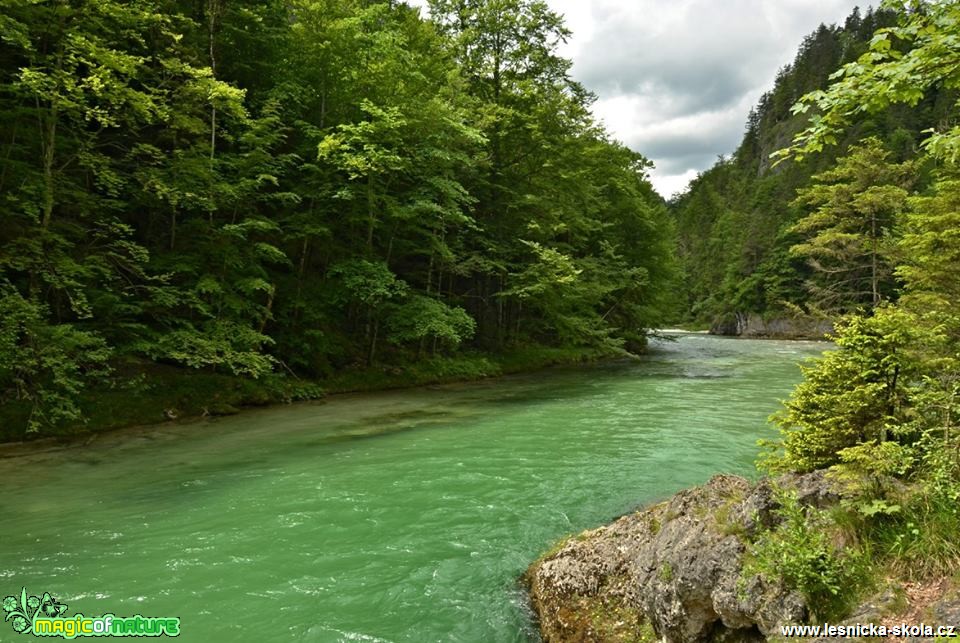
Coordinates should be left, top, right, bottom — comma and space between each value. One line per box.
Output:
557, 0, 866, 197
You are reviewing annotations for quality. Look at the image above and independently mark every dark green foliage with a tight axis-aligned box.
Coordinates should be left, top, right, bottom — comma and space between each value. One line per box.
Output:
746, 488, 865, 620
761, 174, 960, 586
763, 306, 920, 473
0, 286, 112, 433
0, 0, 676, 437
387, 296, 476, 353
671, 4, 952, 325
763, 178, 960, 478
760, 0, 960, 591
789, 138, 914, 312
779, 1, 960, 165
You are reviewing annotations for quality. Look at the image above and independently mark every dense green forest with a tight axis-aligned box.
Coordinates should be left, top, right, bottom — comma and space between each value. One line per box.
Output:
0, 0, 677, 438
744, 0, 960, 617
672, 5, 955, 326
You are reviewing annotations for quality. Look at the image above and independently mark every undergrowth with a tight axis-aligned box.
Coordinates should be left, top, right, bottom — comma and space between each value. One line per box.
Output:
746, 464, 960, 624
745, 487, 867, 621
1, 345, 623, 443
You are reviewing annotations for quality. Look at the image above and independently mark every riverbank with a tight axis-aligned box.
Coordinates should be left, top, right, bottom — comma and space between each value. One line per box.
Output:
0, 344, 626, 445
709, 312, 834, 340
524, 472, 960, 642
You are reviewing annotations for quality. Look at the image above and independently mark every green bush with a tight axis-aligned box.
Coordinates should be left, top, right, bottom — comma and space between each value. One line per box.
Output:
0, 286, 112, 434
762, 307, 920, 473
745, 488, 865, 620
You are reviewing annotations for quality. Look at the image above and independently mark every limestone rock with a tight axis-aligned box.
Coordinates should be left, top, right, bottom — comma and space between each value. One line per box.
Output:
525, 473, 839, 643
709, 312, 833, 339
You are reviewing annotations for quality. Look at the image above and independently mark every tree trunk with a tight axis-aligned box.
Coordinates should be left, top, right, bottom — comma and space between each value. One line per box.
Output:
0, 121, 18, 195
426, 253, 435, 295
368, 317, 380, 366
41, 109, 57, 230
871, 212, 879, 306
366, 175, 375, 252
258, 285, 275, 334
208, 0, 221, 162
497, 274, 504, 345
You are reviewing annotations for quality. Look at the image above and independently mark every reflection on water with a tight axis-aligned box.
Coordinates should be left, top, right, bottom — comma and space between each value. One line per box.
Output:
0, 334, 826, 642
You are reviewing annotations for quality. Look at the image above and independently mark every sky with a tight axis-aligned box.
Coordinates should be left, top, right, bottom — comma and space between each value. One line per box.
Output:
407, 0, 866, 198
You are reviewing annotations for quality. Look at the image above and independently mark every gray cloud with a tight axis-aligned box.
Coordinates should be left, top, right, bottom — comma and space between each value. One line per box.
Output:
634, 131, 743, 166
408, 0, 867, 196
554, 0, 867, 195
574, 3, 784, 115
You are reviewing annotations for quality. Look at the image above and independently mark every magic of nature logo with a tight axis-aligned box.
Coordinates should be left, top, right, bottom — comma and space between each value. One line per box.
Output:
3, 588, 180, 638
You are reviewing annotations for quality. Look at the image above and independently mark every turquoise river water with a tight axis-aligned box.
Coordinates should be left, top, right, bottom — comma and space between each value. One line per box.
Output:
0, 334, 826, 642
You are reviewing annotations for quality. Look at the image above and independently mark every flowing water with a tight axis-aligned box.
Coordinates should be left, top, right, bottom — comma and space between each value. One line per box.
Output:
0, 334, 826, 642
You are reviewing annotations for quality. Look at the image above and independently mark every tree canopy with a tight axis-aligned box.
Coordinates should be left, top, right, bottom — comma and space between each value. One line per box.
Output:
0, 0, 677, 436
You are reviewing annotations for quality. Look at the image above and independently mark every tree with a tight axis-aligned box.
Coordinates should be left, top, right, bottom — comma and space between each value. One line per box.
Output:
429, 0, 674, 347
788, 137, 914, 312
898, 177, 960, 327
776, 0, 960, 165
428, 0, 582, 341
0, 284, 111, 433
0, 0, 175, 322
765, 0, 960, 490
329, 259, 408, 365
765, 307, 919, 472
387, 296, 476, 355
895, 176, 960, 459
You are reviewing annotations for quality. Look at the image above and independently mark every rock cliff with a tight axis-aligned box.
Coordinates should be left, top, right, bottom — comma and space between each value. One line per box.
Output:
524, 472, 840, 642
709, 313, 833, 339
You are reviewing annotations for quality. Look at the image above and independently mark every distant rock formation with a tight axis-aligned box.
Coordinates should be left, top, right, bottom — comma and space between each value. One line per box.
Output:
710, 312, 833, 339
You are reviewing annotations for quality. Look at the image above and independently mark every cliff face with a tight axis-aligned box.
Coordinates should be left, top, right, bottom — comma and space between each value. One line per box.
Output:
524, 473, 840, 643
709, 313, 834, 339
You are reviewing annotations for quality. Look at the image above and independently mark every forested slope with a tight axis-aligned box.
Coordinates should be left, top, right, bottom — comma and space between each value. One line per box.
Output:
672, 6, 954, 326
0, 0, 676, 437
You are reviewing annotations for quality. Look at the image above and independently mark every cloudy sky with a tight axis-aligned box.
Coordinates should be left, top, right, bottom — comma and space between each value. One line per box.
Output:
409, 0, 865, 197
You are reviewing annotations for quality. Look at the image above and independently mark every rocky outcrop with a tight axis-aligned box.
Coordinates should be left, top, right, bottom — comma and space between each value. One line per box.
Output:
710, 313, 833, 339
929, 596, 960, 633
524, 472, 839, 643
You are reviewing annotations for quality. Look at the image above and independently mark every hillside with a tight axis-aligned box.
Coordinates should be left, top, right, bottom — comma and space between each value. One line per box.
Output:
671, 6, 954, 327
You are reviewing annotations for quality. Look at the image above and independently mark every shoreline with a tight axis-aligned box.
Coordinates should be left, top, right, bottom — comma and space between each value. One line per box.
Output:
0, 345, 633, 455
0, 333, 830, 454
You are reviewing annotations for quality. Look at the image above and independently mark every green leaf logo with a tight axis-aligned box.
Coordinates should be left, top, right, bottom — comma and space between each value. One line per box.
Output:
2, 588, 67, 635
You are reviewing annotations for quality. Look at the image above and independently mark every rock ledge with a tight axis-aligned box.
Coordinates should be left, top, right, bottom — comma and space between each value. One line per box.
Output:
524, 472, 840, 643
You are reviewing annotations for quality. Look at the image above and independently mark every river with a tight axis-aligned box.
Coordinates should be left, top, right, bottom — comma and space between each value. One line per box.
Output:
0, 334, 826, 642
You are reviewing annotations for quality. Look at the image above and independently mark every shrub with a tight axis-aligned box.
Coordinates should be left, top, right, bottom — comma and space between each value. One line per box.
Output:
745, 488, 865, 620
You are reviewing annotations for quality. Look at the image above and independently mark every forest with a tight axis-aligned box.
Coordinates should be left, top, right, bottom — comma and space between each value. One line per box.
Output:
672, 5, 956, 325
0, 0, 676, 438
